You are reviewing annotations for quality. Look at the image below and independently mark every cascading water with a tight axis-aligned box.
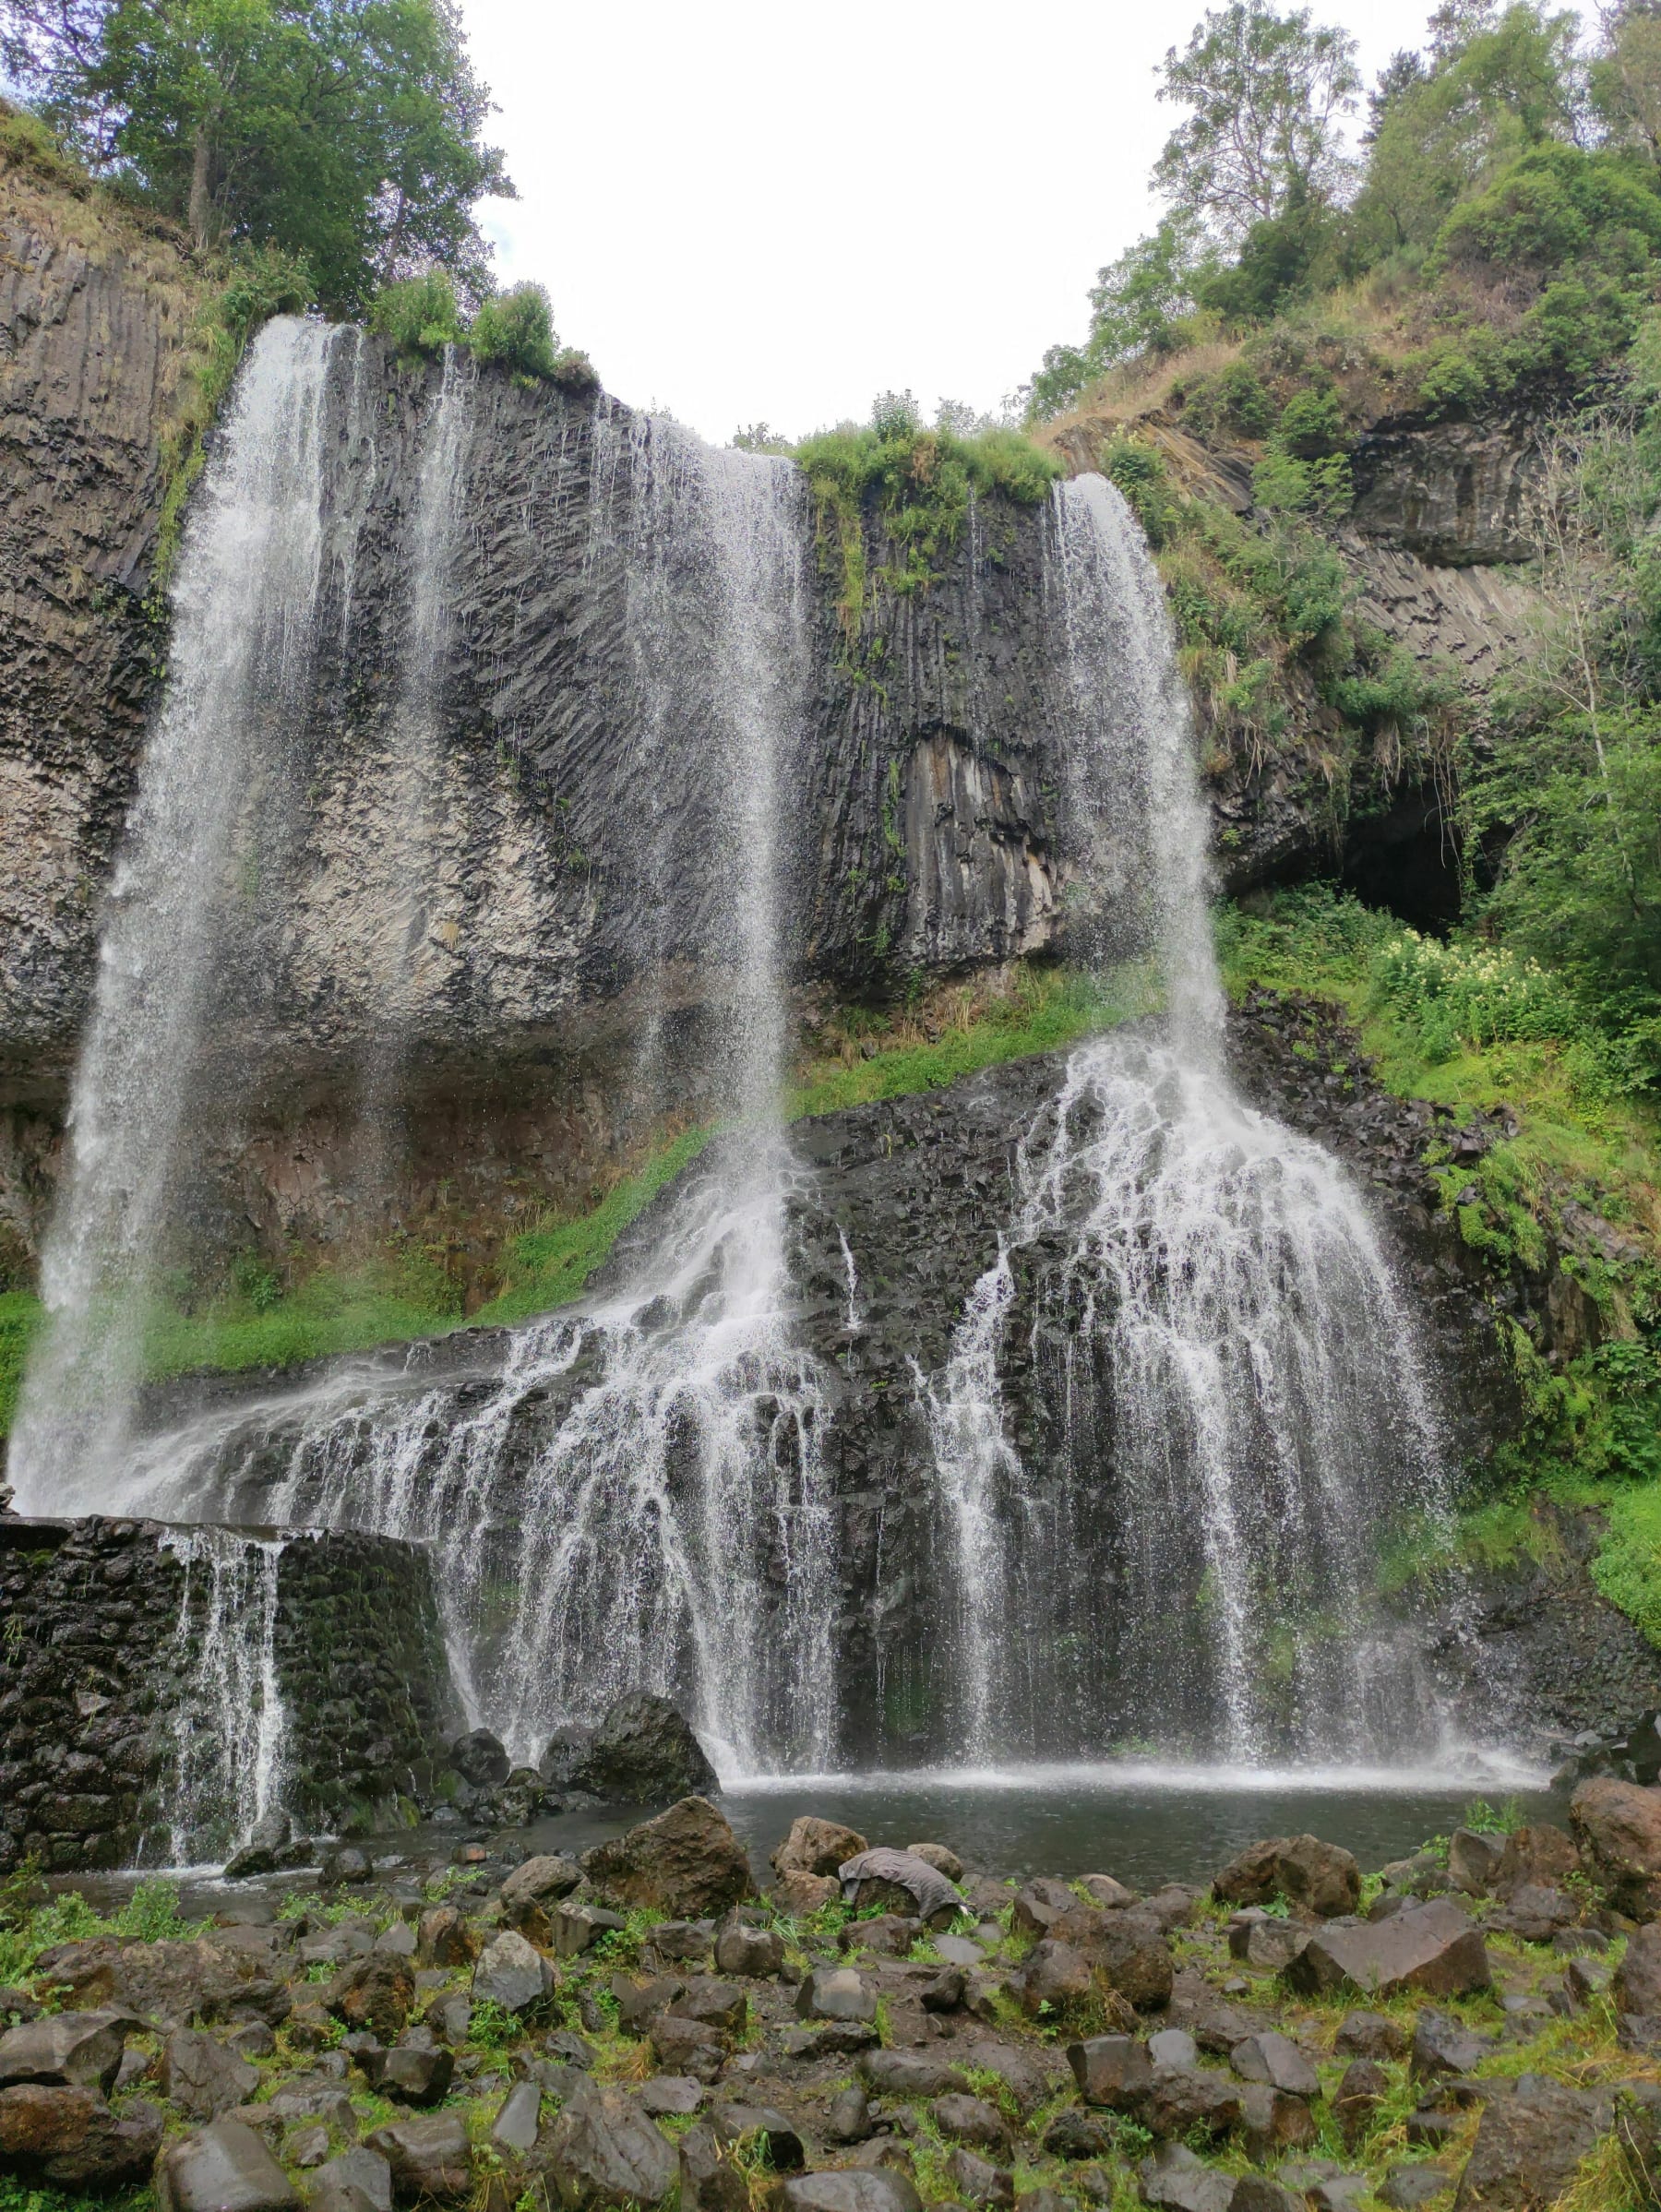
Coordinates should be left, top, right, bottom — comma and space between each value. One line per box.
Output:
29, 365, 841, 1791
10, 317, 339, 1513
925, 475, 1452, 1766
155, 1528, 290, 1865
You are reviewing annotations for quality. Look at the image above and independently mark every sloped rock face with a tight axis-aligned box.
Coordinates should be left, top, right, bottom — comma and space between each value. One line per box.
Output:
1349, 416, 1542, 568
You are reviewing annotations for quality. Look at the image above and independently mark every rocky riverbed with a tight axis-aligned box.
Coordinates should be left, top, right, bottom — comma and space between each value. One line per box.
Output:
6, 1769, 1661, 2212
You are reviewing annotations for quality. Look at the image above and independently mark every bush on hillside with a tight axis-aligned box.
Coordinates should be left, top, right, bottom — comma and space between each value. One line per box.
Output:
369, 269, 464, 359
469, 282, 559, 382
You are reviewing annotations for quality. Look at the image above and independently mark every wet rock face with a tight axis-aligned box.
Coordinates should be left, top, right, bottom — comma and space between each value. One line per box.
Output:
1350, 417, 1541, 568
0, 1517, 454, 1873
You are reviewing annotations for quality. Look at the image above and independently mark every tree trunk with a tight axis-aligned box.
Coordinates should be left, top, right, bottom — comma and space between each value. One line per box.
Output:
188, 119, 214, 251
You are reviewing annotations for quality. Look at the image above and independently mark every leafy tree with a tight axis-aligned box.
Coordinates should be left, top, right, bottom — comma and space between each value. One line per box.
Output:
1351, 4, 1580, 257
0, 0, 509, 308
1026, 215, 1211, 417
1153, 1, 1360, 244
1592, 4, 1661, 162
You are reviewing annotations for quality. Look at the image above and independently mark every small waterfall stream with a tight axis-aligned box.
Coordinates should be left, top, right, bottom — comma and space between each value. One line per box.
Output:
923, 477, 1451, 1764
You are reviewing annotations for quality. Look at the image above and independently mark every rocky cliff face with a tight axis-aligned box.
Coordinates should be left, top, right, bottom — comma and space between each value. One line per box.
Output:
0, 178, 1549, 1277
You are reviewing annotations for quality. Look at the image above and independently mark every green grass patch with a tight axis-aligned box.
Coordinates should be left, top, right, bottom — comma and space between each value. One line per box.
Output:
0, 1870, 198, 1988
1592, 1480, 1661, 1644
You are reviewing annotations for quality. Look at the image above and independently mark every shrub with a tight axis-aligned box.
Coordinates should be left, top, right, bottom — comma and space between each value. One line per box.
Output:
1275, 384, 1349, 460
1183, 361, 1275, 441
369, 269, 463, 359
470, 282, 560, 383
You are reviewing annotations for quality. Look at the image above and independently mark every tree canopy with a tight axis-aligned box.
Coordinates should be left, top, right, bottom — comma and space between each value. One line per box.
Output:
0, 0, 509, 307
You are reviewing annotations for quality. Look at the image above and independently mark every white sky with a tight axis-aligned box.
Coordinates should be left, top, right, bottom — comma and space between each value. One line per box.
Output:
460, 0, 1546, 445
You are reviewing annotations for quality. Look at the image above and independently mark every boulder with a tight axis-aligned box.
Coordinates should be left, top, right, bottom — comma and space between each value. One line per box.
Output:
582, 1798, 753, 1918
1138, 2143, 1235, 2212
677, 2121, 749, 2212
1452, 2072, 1611, 2209
796, 1967, 878, 2023
1069, 2034, 1152, 2110
1445, 1829, 1507, 1897
1043, 2109, 1114, 2159
0, 2012, 128, 2096
361, 2043, 454, 2106
772, 1871, 841, 1916
1411, 2012, 1496, 2078
644, 1919, 716, 1967
932, 2093, 1010, 2153
825, 2086, 872, 2144
838, 1847, 963, 1927
1570, 1777, 1661, 1918
1226, 1914, 1310, 1974
1141, 2065, 1245, 2142
328, 1955, 414, 2039
550, 1905, 628, 1957
1488, 1885, 1575, 1944
541, 1724, 598, 1791
499, 1856, 584, 1943
490, 2080, 543, 2155
709, 2101, 805, 2170
544, 2080, 677, 2207
639, 2076, 704, 2118
771, 1817, 870, 1880
1615, 1919, 1661, 2017
26, 1937, 286, 2031
366, 2115, 474, 2205
1011, 1879, 1081, 1935
1379, 2170, 1454, 2211
1493, 1824, 1580, 1896
1237, 2084, 1318, 2162
713, 1916, 784, 1978
857, 2050, 971, 2098
310, 2150, 393, 2212
568, 1693, 718, 1804
1213, 1836, 1360, 1919
1285, 1898, 1490, 1999
156, 2118, 299, 2212
0, 2083, 161, 2190
414, 1907, 475, 1969
1080, 1874, 1138, 1909
907, 1842, 964, 1882
775, 2174, 923, 2212
450, 1729, 510, 1788
944, 2146, 1013, 2206
667, 1979, 747, 2037
648, 2015, 726, 2083
838, 1914, 919, 1958
1088, 1909, 1175, 2010
1332, 2012, 1406, 2061
1014, 1938, 1095, 2019
158, 2028, 261, 2120
472, 1931, 555, 2015
951, 2041, 1056, 2115
1227, 2033, 1319, 2098
1332, 2060, 1386, 2151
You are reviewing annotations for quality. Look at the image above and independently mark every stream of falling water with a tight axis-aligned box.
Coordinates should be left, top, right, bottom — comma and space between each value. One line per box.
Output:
925, 476, 1451, 1765
10, 317, 338, 1515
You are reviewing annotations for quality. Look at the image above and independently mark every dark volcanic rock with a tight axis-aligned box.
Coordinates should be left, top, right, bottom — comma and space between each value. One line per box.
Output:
568, 1693, 717, 1804
581, 1798, 752, 1919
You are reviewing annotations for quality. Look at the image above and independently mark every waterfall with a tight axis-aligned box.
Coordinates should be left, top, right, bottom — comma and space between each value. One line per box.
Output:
924, 476, 1452, 1766
32, 366, 840, 1782
10, 318, 339, 1514
154, 1528, 290, 1865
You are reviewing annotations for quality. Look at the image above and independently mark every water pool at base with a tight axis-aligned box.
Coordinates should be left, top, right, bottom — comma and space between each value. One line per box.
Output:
89, 1757, 1567, 1917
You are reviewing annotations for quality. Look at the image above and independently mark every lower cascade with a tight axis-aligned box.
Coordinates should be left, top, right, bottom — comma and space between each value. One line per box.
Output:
7, 338, 1515, 1857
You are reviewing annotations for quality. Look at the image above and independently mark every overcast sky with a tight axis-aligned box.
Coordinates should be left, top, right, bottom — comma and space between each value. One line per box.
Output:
459, 0, 1522, 445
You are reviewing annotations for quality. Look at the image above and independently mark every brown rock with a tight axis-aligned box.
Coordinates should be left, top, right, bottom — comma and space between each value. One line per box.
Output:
0, 2011, 128, 2096
329, 1954, 415, 2039
771, 1871, 840, 1916
0, 2082, 161, 2190
1141, 2065, 1244, 2141
1237, 2082, 1317, 2162
157, 2027, 261, 2120
1285, 1898, 1490, 1999
1571, 1778, 1661, 1918
906, 1843, 964, 1882
1333, 2058, 1387, 2150
544, 2080, 676, 2207
155, 2116, 300, 2212
1616, 1919, 1661, 2016
1089, 1909, 1174, 2010
1453, 2073, 1610, 2209
414, 1907, 476, 1969
1213, 1835, 1359, 1919
1493, 1824, 1580, 1896
1068, 2033, 1153, 2110
1079, 1874, 1137, 1909
582, 1798, 753, 1919
1014, 1938, 1095, 2020
770, 1817, 868, 1879
1011, 1879, 1080, 1935
678, 2121, 749, 2212
365, 2114, 474, 2205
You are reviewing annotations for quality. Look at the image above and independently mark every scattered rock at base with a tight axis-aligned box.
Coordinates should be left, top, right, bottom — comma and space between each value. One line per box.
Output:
156, 2116, 299, 2212
771, 1817, 871, 1880
1452, 2072, 1611, 2209
1285, 1899, 1490, 1999
471, 1931, 555, 2015
364, 2113, 474, 2205
1212, 1835, 1360, 1919
1571, 1776, 1661, 1919
449, 1729, 510, 1790
0, 2083, 161, 2190
544, 2078, 677, 2206
581, 1797, 753, 1918
0, 2011, 128, 2096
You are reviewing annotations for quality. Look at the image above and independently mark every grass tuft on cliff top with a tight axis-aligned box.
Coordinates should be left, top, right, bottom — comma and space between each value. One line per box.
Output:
0, 964, 1123, 1433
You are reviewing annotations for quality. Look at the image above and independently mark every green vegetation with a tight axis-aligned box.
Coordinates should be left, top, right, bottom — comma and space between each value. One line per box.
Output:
0, 0, 508, 308
0, 1867, 197, 1987
1222, 881, 1661, 1637
0, 963, 1129, 1435
795, 392, 1061, 633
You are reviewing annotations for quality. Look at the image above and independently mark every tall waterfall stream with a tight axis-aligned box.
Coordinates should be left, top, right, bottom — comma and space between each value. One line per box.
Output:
10, 324, 1515, 1859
